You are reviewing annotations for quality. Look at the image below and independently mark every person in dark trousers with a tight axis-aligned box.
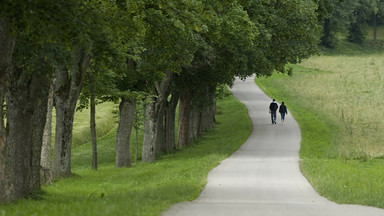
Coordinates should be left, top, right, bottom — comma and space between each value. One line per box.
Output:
279, 101, 288, 124
269, 99, 278, 124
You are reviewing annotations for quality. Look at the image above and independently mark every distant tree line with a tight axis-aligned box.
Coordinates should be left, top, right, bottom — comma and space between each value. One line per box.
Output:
0, 0, 327, 203
321, 0, 384, 47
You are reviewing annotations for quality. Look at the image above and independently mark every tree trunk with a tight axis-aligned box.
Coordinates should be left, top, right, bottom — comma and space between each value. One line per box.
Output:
0, 91, 7, 202
177, 89, 193, 147
52, 47, 91, 178
41, 79, 55, 169
373, 13, 377, 47
89, 74, 98, 170
189, 107, 199, 142
201, 89, 216, 132
135, 126, 139, 164
195, 109, 203, 139
142, 102, 156, 163
164, 93, 179, 152
0, 19, 15, 203
40, 79, 55, 185
155, 106, 166, 153
29, 71, 50, 192
2, 66, 50, 202
142, 71, 173, 162
1, 19, 51, 203
154, 73, 173, 154
116, 98, 136, 168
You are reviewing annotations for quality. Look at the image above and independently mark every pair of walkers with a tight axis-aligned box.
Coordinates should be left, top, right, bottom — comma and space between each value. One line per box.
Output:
269, 99, 288, 124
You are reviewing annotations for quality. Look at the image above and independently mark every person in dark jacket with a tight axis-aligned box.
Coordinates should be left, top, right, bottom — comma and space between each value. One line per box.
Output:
269, 99, 278, 124
279, 101, 288, 124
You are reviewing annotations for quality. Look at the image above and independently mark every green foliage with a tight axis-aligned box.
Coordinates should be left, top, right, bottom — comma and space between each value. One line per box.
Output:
176, 0, 322, 108
347, 22, 366, 44
245, 0, 321, 74
320, 0, 384, 47
0, 93, 252, 216
321, 18, 338, 48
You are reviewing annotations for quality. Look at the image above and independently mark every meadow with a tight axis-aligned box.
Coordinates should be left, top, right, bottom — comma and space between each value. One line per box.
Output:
51, 102, 118, 147
0, 92, 252, 216
256, 41, 384, 208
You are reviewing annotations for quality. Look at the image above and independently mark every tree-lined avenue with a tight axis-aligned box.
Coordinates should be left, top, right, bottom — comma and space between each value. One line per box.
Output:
162, 76, 384, 216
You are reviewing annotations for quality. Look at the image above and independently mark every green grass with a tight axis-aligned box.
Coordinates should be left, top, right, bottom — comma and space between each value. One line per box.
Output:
301, 159, 384, 207
52, 102, 118, 147
0, 93, 252, 216
255, 46, 384, 208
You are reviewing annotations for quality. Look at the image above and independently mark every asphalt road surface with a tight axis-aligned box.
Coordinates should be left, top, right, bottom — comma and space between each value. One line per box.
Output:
162, 77, 384, 216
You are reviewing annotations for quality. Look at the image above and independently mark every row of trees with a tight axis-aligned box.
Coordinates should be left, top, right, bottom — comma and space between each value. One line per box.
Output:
1, 0, 326, 203
321, 0, 384, 47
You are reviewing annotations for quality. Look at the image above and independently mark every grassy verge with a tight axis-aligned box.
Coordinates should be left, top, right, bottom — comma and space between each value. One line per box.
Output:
0, 93, 252, 216
256, 64, 384, 209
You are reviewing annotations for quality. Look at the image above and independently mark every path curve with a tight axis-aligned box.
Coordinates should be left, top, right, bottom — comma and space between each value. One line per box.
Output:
162, 77, 384, 216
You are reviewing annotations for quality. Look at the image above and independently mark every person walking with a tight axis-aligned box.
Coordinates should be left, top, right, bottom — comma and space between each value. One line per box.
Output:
279, 101, 288, 124
269, 99, 278, 124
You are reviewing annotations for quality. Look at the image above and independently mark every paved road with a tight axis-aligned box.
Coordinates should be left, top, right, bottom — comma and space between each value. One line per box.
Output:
162, 77, 384, 216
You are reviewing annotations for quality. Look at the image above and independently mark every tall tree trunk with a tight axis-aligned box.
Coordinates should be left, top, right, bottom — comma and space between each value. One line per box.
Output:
164, 93, 179, 152
142, 71, 173, 162
52, 47, 91, 178
154, 74, 173, 154
41, 79, 55, 169
189, 107, 199, 142
155, 107, 166, 153
29, 71, 50, 192
201, 89, 216, 132
135, 126, 139, 164
2, 66, 50, 202
0, 92, 6, 201
116, 98, 136, 168
40, 79, 55, 185
195, 109, 203, 139
89, 74, 97, 170
142, 102, 156, 163
1, 19, 51, 203
177, 89, 193, 147
0, 19, 15, 203
373, 13, 377, 47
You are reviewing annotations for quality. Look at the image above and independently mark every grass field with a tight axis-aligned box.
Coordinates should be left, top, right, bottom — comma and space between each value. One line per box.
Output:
0, 93, 252, 216
255, 41, 384, 208
51, 102, 118, 147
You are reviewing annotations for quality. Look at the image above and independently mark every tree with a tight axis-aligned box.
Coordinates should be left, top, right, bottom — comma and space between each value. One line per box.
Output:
347, 1, 370, 44
366, 0, 384, 46
319, 0, 384, 47
135, 0, 203, 162
40, 79, 55, 179
53, 46, 91, 178
0, 0, 62, 202
89, 74, 98, 170
52, 0, 115, 177
0, 17, 17, 203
